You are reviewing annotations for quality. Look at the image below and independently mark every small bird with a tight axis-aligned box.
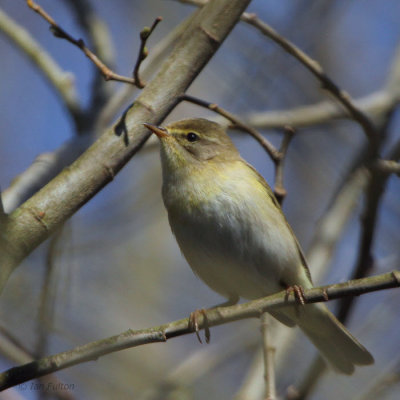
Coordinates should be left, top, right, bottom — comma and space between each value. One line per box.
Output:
144, 118, 374, 374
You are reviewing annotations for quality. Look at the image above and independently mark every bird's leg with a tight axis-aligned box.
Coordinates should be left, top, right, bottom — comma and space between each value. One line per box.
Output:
189, 295, 239, 344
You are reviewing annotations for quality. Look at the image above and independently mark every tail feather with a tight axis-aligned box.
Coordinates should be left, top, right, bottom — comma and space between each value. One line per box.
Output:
283, 303, 374, 375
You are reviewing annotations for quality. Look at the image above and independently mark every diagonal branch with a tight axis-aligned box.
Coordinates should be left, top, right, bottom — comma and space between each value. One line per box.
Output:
0, 271, 398, 391
0, 0, 252, 290
1, 11, 194, 213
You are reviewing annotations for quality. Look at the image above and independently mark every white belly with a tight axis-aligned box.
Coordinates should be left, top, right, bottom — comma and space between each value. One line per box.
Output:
166, 188, 305, 300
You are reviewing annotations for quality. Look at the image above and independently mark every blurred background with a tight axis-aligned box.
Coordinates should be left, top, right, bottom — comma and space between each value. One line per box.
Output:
0, 0, 399, 399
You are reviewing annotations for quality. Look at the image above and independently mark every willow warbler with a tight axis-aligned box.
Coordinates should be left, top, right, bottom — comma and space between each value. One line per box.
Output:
144, 118, 373, 374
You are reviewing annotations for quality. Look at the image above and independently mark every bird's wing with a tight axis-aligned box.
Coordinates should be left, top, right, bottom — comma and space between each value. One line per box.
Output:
241, 159, 313, 284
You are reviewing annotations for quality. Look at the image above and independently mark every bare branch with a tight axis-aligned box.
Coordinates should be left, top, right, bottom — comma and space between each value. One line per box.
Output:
261, 313, 277, 400
376, 159, 400, 176
0, 271, 398, 391
96, 11, 199, 132
241, 13, 379, 146
179, 0, 380, 146
337, 142, 400, 322
133, 17, 163, 88
273, 126, 295, 204
27, 0, 137, 85
62, 0, 115, 68
1, 0, 251, 290
1, 14, 194, 212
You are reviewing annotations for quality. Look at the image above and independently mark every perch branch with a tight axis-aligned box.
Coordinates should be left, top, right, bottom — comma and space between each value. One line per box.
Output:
0, 271, 398, 391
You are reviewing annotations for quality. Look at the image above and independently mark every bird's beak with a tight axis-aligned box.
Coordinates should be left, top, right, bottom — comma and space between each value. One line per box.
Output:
143, 123, 169, 138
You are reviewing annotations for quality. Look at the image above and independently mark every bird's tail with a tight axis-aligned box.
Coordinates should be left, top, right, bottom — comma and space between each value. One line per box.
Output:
286, 302, 374, 375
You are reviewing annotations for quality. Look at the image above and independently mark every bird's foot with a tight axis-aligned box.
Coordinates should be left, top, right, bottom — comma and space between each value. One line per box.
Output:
286, 284, 306, 305
189, 309, 210, 344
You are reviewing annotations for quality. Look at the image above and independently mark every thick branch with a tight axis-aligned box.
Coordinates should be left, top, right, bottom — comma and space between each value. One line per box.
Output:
0, 0, 252, 290
0, 271, 398, 391
1, 13, 196, 213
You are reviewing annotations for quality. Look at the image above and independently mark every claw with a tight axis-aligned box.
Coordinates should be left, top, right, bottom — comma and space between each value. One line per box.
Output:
188, 309, 210, 344
286, 285, 306, 305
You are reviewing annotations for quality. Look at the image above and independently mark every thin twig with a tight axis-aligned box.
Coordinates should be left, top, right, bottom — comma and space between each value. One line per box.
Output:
274, 126, 295, 204
62, 0, 115, 67
338, 139, 400, 322
96, 11, 198, 132
261, 313, 276, 400
133, 17, 163, 88
180, 94, 280, 161
375, 159, 400, 176
240, 13, 379, 147
0, 271, 399, 391
177, 0, 379, 146
26, 0, 141, 85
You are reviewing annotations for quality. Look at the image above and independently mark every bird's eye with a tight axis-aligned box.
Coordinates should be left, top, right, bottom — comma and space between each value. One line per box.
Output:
186, 132, 198, 142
